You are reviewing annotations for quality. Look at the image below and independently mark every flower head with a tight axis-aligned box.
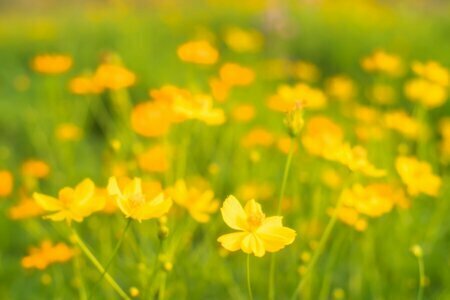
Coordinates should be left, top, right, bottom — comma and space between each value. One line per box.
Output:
217, 196, 296, 257
0, 170, 13, 197
32, 54, 72, 74
33, 179, 105, 223
107, 177, 172, 222
22, 240, 74, 270
177, 40, 219, 65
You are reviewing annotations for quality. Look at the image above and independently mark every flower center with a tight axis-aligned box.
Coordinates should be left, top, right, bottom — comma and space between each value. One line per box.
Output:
247, 213, 264, 231
129, 193, 146, 209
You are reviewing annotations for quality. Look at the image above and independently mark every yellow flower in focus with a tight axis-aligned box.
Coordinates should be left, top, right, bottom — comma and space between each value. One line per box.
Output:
137, 144, 170, 173
219, 63, 255, 86
361, 50, 403, 76
94, 63, 136, 90
232, 104, 255, 122
412, 61, 449, 86
107, 177, 172, 222
396, 156, 441, 197
55, 123, 82, 141
404, 78, 447, 108
69, 75, 103, 95
291, 61, 320, 83
326, 75, 356, 102
217, 196, 296, 257
223, 27, 263, 53
267, 83, 327, 112
22, 240, 74, 270
0, 170, 13, 197
177, 40, 219, 65
21, 159, 50, 179
31, 54, 72, 74
302, 116, 344, 158
168, 180, 219, 223
33, 179, 105, 223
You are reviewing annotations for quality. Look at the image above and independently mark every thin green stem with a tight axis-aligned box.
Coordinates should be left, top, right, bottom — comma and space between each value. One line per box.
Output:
89, 218, 132, 299
417, 254, 425, 300
246, 254, 253, 300
71, 229, 131, 300
269, 137, 295, 300
290, 195, 345, 300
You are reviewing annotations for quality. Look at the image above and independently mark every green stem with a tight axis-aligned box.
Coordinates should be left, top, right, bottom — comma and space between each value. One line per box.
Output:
417, 254, 425, 300
269, 137, 295, 300
71, 229, 131, 300
290, 195, 345, 300
246, 254, 253, 300
89, 219, 132, 298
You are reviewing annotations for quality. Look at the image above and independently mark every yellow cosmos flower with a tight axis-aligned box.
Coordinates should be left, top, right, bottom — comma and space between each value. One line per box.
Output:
267, 83, 327, 112
177, 40, 219, 65
107, 177, 172, 222
291, 61, 320, 83
217, 196, 296, 257
21, 159, 50, 179
21, 240, 74, 270
169, 180, 219, 223
69, 75, 103, 95
395, 156, 441, 197
223, 26, 263, 53
384, 110, 421, 139
0, 170, 13, 197
326, 75, 356, 102
33, 179, 105, 223
31, 54, 72, 74
219, 63, 255, 87
94, 63, 136, 90
361, 50, 403, 76
412, 60, 449, 86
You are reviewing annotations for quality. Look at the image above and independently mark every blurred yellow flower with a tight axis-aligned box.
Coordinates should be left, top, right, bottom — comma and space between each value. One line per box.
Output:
137, 144, 170, 173
439, 118, 450, 164
69, 75, 103, 95
217, 196, 296, 257
302, 116, 344, 158
412, 61, 449, 86
370, 83, 396, 105
22, 240, 74, 270
396, 156, 441, 197
168, 180, 219, 223
267, 83, 327, 112
94, 63, 136, 90
33, 178, 105, 223
209, 77, 230, 102
131, 101, 172, 137
107, 177, 172, 222
55, 123, 83, 141
404, 78, 447, 108
177, 40, 219, 65
361, 50, 403, 76
241, 128, 274, 148
21, 159, 50, 179
219, 63, 255, 86
232, 104, 255, 122
326, 75, 356, 102
223, 26, 263, 53
0, 170, 13, 197
9, 196, 44, 220
384, 110, 421, 139
173, 93, 226, 125
236, 182, 274, 202
31, 54, 72, 74
291, 61, 320, 83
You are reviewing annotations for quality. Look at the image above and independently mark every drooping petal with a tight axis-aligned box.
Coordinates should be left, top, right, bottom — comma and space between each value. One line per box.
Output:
256, 218, 296, 253
221, 195, 247, 230
241, 233, 265, 257
33, 193, 62, 211
217, 232, 248, 252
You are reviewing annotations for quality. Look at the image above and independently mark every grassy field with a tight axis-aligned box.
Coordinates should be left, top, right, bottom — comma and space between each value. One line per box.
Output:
0, 0, 450, 299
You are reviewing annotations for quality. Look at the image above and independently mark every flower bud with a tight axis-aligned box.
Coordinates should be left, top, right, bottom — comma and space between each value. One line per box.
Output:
284, 102, 304, 137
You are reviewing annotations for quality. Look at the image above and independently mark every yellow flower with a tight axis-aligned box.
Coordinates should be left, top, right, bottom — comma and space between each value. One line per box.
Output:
267, 83, 327, 112
9, 196, 44, 220
361, 50, 403, 76
209, 77, 230, 102
137, 144, 170, 173
223, 26, 263, 53
384, 110, 421, 139
412, 61, 449, 86
241, 128, 274, 148
69, 75, 103, 95
325, 75, 356, 102
219, 63, 255, 86
31, 54, 72, 74
173, 94, 226, 125
301, 116, 344, 157
22, 159, 50, 179
168, 180, 219, 223
94, 63, 136, 90
232, 104, 255, 122
396, 156, 441, 197
55, 123, 83, 141
33, 179, 105, 223
131, 101, 173, 137
22, 240, 74, 270
107, 177, 172, 222
177, 40, 219, 65
291, 61, 320, 83
0, 170, 13, 197
217, 196, 296, 257
404, 78, 447, 108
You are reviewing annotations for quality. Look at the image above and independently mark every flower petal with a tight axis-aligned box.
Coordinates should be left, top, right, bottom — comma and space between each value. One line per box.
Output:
241, 233, 265, 257
107, 177, 122, 196
33, 193, 62, 211
221, 195, 247, 230
257, 218, 296, 253
217, 232, 248, 252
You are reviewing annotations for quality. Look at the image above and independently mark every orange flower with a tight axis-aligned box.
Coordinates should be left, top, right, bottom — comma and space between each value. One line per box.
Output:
94, 63, 136, 90
219, 63, 255, 86
177, 40, 219, 65
209, 78, 230, 102
241, 128, 274, 148
9, 197, 44, 220
131, 101, 172, 137
55, 123, 83, 141
137, 144, 170, 173
69, 75, 103, 95
232, 104, 255, 122
21, 160, 50, 179
31, 54, 72, 74
22, 240, 74, 270
0, 170, 13, 197
301, 116, 344, 157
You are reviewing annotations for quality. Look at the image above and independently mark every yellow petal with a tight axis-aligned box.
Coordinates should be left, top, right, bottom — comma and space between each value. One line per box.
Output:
74, 178, 95, 204
241, 233, 265, 257
124, 177, 142, 197
221, 195, 246, 230
107, 177, 121, 196
134, 193, 172, 220
257, 218, 296, 253
33, 193, 62, 211
217, 232, 248, 252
